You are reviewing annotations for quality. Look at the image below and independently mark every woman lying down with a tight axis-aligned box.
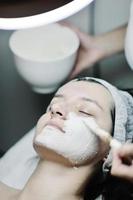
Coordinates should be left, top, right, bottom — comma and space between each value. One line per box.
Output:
0, 77, 133, 200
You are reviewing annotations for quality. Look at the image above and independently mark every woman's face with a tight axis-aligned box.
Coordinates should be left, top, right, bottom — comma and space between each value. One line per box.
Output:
34, 81, 114, 166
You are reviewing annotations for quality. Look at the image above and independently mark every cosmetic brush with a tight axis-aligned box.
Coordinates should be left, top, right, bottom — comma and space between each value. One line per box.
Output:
83, 118, 122, 149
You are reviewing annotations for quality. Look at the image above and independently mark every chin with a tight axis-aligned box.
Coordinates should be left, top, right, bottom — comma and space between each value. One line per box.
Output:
33, 141, 74, 167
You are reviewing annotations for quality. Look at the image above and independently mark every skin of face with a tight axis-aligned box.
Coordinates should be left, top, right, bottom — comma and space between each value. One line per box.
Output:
33, 80, 114, 166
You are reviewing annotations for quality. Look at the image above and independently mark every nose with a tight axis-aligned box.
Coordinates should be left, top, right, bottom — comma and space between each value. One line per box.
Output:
50, 103, 66, 119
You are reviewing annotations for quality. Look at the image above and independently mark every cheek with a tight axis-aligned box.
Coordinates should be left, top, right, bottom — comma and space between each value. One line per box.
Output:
97, 114, 112, 133
36, 113, 51, 135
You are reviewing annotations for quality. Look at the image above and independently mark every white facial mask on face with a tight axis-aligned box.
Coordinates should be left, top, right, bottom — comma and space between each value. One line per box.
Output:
35, 112, 100, 165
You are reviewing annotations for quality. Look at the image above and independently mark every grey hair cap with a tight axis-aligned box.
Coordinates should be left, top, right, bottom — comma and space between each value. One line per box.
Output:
73, 77, 133, 172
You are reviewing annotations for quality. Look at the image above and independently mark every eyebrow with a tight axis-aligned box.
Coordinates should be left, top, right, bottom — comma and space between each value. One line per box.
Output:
54, 94, 103, 110
81, 97, 103, 110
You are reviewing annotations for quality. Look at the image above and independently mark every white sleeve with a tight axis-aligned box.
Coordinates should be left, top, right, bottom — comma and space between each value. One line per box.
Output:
0, 128, 39, 190
125, 0, 133, 70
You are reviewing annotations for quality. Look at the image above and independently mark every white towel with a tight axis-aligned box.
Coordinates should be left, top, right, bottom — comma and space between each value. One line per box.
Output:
0, 128, 39, 189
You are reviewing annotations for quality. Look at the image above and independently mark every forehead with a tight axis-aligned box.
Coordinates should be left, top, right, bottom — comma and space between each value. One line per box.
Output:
56, 81, 114, 110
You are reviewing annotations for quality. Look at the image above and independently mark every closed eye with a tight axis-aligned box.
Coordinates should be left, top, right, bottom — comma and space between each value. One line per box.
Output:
79, 110, 93, 116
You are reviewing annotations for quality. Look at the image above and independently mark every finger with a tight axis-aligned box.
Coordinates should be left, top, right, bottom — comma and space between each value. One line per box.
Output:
112, 147, 132, 165
112, 149, 122, 165
70, 67, 82, 79
112, 164, 133, 181
119, 144, 133, 158
59, 21, 81, 35
111, 154, 128, 177
59, 20, 91, 46
118, 164, 133, 180
112, 149, 133, 174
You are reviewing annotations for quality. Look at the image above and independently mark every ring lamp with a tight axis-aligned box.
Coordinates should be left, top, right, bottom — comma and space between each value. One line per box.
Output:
0, 0, 94, 30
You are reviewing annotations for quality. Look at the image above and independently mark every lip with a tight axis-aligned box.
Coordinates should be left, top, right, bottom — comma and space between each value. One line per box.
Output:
46, 121, 65, 133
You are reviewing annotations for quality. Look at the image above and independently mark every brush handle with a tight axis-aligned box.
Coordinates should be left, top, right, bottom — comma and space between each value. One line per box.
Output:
97, 128, 122, 149
82, 118, 122, 149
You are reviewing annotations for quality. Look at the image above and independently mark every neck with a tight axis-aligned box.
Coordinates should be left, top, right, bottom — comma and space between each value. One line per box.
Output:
18, 159, 95, 200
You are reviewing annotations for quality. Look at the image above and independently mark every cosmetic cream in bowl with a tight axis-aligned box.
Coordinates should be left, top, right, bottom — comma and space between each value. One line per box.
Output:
9, 23, 79, 93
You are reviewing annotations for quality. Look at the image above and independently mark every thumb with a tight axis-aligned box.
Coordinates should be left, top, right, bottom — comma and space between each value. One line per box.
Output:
70, 67, 82, 79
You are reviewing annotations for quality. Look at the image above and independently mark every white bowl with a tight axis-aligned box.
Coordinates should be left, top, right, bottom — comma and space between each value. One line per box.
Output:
9, 23, 79, 93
